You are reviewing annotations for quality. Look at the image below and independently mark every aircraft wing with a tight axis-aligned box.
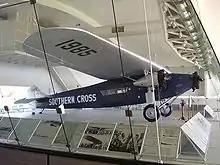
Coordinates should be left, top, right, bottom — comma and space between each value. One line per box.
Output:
23, 28, 170, 80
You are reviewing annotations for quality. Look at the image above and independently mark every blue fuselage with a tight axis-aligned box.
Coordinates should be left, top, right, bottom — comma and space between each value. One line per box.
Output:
35, 73, 193, 109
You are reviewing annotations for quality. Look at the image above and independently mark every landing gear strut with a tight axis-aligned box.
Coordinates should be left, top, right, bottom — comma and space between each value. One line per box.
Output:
143, 96, 177, 122
160, 103, 172, 117
143, 103, 172, 122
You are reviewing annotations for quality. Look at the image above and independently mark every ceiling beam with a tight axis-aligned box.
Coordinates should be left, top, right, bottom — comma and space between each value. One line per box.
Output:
168, 36, 191, 41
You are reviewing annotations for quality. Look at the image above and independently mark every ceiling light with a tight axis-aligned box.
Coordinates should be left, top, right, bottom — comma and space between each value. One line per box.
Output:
172, 22, 177, 28
194, 42, 199, 47
183, 11, 190, 18
163, 5, 168, 13
183, 40, 188, 47
0, 3, 8, 7
188, 25, 194, 31
192, 35, 197, 40
179, 3, 187, 10
186, 20, 191, 26
179, 31, 183, 38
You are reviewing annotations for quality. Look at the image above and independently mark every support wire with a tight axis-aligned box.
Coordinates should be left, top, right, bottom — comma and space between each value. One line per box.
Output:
0, 1, 29, 10
30, 0, 71, 152
142, 0, 162, 162
111, 0, 136, 160
7, 111, 20, 146
31, 2, 56, 94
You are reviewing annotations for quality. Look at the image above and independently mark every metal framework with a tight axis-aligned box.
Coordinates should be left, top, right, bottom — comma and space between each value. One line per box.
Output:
161, 0, 219, 72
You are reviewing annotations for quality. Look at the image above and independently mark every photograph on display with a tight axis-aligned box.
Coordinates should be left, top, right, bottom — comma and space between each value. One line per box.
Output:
9, 119, 40, 144
53, 122, 87, 149
79, 123, 114, 150
30, 120, 61, 146
109, 124, 145, 154
0, 117, 20, 139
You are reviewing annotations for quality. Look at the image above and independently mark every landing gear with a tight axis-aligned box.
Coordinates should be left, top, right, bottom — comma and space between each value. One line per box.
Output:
160, 103, 172, 117
143, 98, 175, 122
143, 104, 160, 122
143, 104, 172, 122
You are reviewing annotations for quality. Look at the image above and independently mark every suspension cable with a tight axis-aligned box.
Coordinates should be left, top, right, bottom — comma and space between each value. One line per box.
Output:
111, 0, 125, 77
142, 0, 162, 162
31, 1, 56, 94
111, 0, 136, 160
30, 0, 71, 152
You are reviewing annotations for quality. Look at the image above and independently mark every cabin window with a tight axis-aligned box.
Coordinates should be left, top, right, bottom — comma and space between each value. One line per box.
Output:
100, 87, 129, 96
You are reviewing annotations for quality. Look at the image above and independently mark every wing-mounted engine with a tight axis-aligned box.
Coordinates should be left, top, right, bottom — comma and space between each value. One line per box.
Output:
133, 72, 158, 88
133, 70, 169, 90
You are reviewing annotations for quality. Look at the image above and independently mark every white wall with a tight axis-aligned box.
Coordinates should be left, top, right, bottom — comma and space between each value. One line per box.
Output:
190, 0, 220, 98
0, 62, 62, 94
205, 71, 220, 97
190, 0, 201, 18
196, 0, 220, 60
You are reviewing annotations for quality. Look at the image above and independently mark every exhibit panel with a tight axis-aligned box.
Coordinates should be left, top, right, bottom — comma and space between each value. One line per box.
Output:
177, 112, 211, 161
140, 125, 180, 160
78, 123, 115, 151
8, 118, 41, 145
52, 122, 87, 151
29, 120, 61, 148
0, 117, 20, 140
0, 113, 215, 164
103, 123, 147, 160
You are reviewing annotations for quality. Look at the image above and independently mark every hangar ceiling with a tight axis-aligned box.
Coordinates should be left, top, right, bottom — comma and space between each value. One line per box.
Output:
0, 0, 195, 67
0, 0, 218, 92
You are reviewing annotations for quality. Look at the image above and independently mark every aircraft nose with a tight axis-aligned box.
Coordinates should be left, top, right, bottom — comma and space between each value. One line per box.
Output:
192, 71, 203, 91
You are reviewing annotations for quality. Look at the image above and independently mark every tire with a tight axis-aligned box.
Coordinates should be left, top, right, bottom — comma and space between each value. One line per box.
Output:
143, 104, 160, 122
160, 103, 172, 117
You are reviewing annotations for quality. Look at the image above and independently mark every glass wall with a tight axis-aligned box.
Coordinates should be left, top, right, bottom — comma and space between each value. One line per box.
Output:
0, 0, 218, 164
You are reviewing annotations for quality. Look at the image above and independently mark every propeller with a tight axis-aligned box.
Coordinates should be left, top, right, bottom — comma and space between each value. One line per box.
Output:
191, 71, 203, 92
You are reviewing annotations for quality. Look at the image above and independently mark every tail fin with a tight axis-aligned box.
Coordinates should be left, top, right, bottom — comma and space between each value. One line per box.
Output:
14, 85, 47, 104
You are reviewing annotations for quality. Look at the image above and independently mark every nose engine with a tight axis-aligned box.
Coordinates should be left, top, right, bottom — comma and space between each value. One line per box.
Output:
191, 71, 203, 92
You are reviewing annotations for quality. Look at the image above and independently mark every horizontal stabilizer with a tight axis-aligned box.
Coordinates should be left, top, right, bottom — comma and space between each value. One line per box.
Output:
14, 98, 37, 104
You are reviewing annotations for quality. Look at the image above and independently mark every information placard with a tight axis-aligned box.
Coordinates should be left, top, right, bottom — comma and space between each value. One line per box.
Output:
204, 105, 215, 118
181, 112, 211, 153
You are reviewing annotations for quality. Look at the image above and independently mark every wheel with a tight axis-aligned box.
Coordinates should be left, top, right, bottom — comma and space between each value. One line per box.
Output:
143, 104, 160, 122
160, 103, 172, 117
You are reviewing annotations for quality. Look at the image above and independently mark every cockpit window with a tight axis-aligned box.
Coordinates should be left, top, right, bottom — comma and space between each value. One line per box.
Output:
100, 87, 129, 96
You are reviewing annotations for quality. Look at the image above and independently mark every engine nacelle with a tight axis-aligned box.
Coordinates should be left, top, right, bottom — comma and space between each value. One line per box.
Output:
133, 72, 159, 87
